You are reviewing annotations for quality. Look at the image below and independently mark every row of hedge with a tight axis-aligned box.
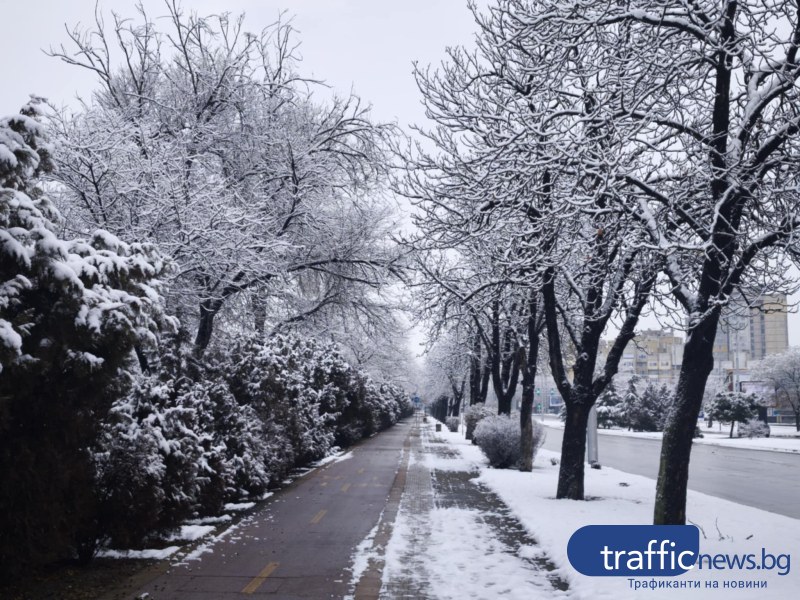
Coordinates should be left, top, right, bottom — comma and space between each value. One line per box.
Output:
2, 332, 413, 574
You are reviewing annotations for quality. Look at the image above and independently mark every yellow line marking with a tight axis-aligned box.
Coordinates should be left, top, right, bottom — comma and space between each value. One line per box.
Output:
241, 561, 279, 594
310, 509, 327, 524
341, 483, 351, 492
357, 468, 365, 474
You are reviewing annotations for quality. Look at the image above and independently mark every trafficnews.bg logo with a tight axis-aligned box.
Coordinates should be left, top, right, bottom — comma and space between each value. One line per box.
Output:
566, 525, 790, 577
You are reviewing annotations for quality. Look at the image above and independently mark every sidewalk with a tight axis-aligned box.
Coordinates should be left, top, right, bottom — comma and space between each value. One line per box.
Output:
354, 417, 569, 600
350, 416, 800, 599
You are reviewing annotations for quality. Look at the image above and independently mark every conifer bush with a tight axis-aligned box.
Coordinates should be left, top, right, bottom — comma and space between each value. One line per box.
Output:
0, 101, 171, 571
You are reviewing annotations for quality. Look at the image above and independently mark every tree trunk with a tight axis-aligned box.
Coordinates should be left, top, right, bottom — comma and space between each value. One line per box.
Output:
756, 404, 768, 425
479, 360, 491, 403
498, 393, 513, 415
466, 419, 477, 442
556, 399, 591, 499
653, 317, 718, 525
519, 297, 541, 472
134, 345, 150, 373
194, 299, 220, 355
490, 298, 520, 415
469, 334, 482, 405
450, 380, 465, 417
253, 294, 267, 337
729, 421, 735, 438
519, 372, 535, 472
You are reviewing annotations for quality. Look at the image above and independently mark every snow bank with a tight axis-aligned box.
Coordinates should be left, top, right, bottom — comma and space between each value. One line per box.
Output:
314, 449, 354, 467
97, 546, 180, 560
435, 424, 800, 600
223, 501, 255, 511
166, 524, 215, 541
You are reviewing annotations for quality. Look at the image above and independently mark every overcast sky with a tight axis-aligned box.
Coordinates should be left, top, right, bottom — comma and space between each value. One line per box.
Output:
1, 0, 798, 346
0, 0, 477, 125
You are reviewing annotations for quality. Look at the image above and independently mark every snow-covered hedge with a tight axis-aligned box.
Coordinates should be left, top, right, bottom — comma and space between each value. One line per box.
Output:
464, 403, 493, 441
88, 333, 413, 553
474, 415, 544, 469
446, 416, 460, 432
737, 420, 770, 438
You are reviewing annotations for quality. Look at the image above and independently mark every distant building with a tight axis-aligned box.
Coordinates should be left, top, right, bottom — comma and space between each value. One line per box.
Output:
712, 294, 789, 389
749, 294, 789, 360
533, 295, 789, 411
616, 328, 684, 388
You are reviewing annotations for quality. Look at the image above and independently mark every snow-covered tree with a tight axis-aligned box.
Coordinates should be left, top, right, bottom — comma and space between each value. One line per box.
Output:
421, 328, 472, 417
705, 392, 759, 438
596, 383, 622, 429
0, 99, 170, 570
429, 0, 800, 524
50, 5, 403, 355
621, 382, 672, 433
403, 0, 659, 493
517, 0, 800, 524
757, 347, 800, 431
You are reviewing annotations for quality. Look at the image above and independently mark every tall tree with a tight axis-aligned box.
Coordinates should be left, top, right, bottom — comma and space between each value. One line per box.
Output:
467, 0, 800, 522
561, 1, 800, 524
50, 4, 402, 354
404, 0, 658, 495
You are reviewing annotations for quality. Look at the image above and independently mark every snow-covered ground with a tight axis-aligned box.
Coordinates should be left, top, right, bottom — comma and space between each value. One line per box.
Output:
387, 505, 564, 600
312, 448, 354, 467
165, 524, 215, 542
96, 546, 181, 560
371, 425, 567, 600
432, 424, 800, 600
539, 416, 800, 454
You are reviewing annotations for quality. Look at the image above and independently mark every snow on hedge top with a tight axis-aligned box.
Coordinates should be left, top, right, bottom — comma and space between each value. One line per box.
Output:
1, 100, 172, 370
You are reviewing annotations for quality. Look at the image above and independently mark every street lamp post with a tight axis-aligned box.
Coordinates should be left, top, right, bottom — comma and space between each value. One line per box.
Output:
587, 405, 599, 466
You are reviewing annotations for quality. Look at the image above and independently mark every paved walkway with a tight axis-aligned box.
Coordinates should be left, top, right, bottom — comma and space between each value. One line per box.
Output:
107, 415, 566, 600
379, 423, 435, 599
354, 418, 568, 599
108, 422, 414, 600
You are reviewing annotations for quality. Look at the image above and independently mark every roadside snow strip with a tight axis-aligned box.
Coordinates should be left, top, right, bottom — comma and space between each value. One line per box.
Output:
434, 423, 800, 600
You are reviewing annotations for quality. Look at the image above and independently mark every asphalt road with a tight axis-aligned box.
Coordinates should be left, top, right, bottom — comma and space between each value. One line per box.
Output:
114, 420, 412, 600
541, 424, 800, 519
